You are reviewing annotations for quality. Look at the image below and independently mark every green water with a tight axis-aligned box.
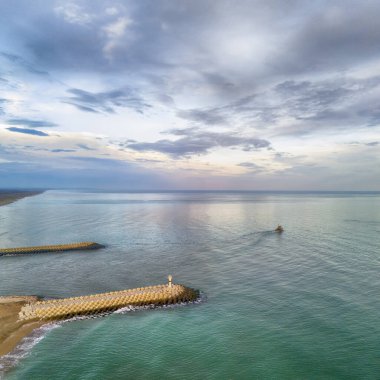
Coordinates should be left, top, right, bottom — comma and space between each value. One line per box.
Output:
1, 191, 380, 379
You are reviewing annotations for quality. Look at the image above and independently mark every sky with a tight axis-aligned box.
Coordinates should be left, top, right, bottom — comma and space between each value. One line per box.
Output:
0, 0, 379, 190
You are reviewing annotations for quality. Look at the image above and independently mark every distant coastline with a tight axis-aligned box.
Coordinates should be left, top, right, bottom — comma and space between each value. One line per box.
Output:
0, 190, 43, 207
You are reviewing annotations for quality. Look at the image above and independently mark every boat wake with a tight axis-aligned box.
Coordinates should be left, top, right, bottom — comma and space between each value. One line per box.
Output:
231, 230, 277, 249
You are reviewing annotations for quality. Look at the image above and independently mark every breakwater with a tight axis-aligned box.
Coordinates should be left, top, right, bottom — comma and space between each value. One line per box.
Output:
19, 281, 198, 321
0, 242, 104, 256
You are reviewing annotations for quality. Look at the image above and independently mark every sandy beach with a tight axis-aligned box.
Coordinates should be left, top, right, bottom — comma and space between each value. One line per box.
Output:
0, 192, 44, 356
0, 191, 42, 207
0, 296, 43, 356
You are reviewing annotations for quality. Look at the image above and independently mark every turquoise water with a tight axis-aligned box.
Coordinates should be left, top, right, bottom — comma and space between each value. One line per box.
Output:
1, 191, 380, 379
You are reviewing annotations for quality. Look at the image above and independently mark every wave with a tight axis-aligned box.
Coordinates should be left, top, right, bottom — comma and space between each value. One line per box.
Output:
344, 219, 380, 225
114, 293, 205, 314
0, 323, 61, 379
58, 294, 205, 321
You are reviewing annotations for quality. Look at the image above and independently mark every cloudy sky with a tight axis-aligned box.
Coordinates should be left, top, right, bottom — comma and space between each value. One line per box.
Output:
0, 0, 379, 190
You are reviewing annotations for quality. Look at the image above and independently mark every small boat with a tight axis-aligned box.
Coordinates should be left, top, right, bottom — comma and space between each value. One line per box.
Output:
275, 225, 284, 233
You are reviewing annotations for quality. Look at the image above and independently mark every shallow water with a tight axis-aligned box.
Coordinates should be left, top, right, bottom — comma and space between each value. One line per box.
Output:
1, 190, 380, 379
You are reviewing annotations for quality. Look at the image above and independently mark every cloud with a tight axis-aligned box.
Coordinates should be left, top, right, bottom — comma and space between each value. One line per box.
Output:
7, 118, 57, 128
177, 108, 228, 125
77, 143, 96, 151
54, 3, 94, 25
237, 162, 265, 174
6, 127, 49, 136
102, 17, 132, 58
50, 149, 76, 153
272, 76, 380, 134
0, 52, 49, 75
0, 157, 170, 190
277, 2, 380, 74
127, 129, 271, 157
0, 0, 380, 190
0, 98, 8, 115
63, 87, 151, 114
238, 162, 263, 169
176, 74, 380, 136
1, 0, 380, 83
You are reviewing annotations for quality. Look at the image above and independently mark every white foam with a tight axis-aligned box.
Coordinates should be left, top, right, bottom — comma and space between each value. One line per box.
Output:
112, 294, 205, 315
0, 323, 61, 378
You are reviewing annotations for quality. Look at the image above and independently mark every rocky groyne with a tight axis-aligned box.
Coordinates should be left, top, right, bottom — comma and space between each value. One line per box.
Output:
0, 242, 104, 256
19, 281, 198, 321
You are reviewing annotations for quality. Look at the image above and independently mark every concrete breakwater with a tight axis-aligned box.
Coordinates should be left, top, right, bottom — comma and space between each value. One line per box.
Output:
19, 282, 199, 321
0, 242, 104, 256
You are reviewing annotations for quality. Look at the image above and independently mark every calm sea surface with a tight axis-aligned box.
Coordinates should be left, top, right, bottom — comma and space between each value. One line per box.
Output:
0, 191, 380, 379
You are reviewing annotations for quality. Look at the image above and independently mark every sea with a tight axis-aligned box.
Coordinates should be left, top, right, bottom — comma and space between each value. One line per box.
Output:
0, 190, 379, 380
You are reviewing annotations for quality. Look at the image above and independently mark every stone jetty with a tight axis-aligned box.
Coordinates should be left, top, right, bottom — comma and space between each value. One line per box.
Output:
0, 242, 104, 256
19, 279, 198, 321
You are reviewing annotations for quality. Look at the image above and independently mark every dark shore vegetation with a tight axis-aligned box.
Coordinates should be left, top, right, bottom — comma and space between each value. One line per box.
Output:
0, 190, 43, 207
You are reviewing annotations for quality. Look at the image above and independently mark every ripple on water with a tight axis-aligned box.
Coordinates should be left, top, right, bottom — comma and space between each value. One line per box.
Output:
1, 191, 380, 379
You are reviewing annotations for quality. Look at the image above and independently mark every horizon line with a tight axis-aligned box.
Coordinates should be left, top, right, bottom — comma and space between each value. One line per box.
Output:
1, 188, 380, 194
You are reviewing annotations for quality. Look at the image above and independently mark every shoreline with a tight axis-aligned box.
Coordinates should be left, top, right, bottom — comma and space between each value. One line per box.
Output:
0, 297, 43, 357
0, 191, 43, 207
0, 191, 45, 358
0, 295, 203, 376
0, 292, 203, 358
